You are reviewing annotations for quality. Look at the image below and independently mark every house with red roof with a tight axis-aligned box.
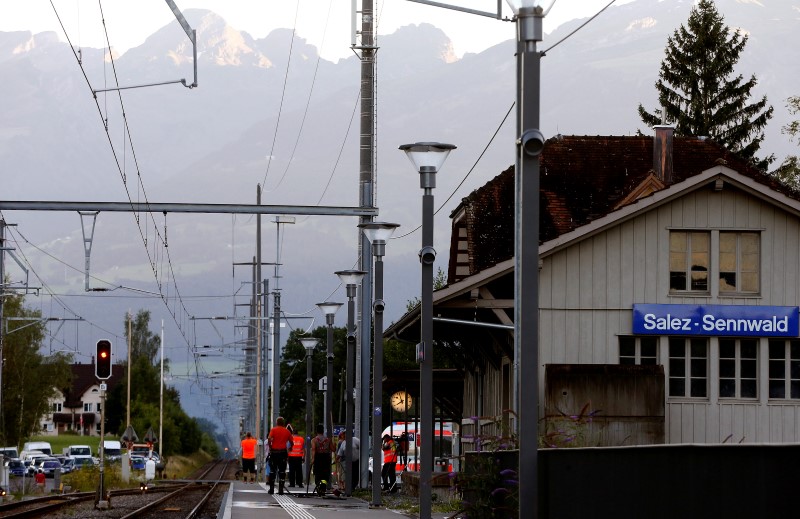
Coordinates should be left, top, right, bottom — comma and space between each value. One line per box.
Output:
387, 126, 800, 450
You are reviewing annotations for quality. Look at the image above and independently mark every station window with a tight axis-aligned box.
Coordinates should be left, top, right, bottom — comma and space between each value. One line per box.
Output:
669, 231, 709, 292
668, 337, 708, 397
619, 336, 658, 365
719, 232, 760, 294
719, 338, 758, 398
768, 339, 800, 399
53, 402, 62, 413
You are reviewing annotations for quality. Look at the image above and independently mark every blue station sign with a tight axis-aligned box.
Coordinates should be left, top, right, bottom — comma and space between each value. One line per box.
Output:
632, 304, 800, 337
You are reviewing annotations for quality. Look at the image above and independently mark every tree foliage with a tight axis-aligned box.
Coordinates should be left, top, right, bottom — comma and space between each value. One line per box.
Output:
773, 96, 800, 189
638, 0, 773, 169
105, 309, 207, 456
0, 291, 72, 447
278, 326, 348, 434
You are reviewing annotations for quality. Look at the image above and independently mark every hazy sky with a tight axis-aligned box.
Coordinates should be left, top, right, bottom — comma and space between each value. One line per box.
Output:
0, 0, 632, 62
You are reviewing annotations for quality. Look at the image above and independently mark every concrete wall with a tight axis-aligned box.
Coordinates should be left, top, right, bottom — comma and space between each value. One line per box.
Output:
544, 364, 665, 446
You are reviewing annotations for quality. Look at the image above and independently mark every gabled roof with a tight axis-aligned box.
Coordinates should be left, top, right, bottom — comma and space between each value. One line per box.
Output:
63, 363, 124, 408
390, 134, 797, 342
447, 135, 795, 283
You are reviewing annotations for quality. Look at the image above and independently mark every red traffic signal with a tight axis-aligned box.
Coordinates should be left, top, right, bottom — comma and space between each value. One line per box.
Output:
96, 340, 112, 379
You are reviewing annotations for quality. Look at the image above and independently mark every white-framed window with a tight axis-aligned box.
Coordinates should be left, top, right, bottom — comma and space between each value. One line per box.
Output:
96, 403, 102, 412
53, 402, 62, 413
84, 402, 92, 412
669, 231, 710, 292
719, 232, 760, 294
668, 337, 708, 398
619, 336, 658, 365
768, 339, 800, 399
719, 338, 758, 398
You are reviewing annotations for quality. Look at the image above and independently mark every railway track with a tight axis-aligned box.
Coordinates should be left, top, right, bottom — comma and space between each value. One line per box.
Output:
0, 458, 235, 519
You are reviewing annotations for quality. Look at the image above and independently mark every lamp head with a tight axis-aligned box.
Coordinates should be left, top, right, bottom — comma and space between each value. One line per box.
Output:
399, 142, 456, 172
300, 337, 319, 355
358, 222, 400, 244
316, 301, 343, 316
335, 269, 366, 287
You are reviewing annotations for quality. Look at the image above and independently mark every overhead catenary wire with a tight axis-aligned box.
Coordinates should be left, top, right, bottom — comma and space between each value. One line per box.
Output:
49, 0, 195, 348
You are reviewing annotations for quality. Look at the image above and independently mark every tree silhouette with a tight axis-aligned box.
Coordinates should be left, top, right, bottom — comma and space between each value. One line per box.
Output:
638, 0, 773, 169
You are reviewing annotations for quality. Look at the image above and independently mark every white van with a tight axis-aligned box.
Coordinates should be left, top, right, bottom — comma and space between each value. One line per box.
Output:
0, 446, 19, 460
64, 444, 93, 460
102, 440, 122, 462
21, 441, 53, 458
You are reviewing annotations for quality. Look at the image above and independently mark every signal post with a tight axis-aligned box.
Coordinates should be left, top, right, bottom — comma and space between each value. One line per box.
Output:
95, 340, 112, 509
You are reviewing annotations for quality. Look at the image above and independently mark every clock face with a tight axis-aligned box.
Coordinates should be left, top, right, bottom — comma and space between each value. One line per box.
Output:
391, 391, 412, 412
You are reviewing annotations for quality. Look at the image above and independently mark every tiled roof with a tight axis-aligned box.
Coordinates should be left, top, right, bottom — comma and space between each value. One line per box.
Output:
448, 134, 793, 283
63, 363, 124, 408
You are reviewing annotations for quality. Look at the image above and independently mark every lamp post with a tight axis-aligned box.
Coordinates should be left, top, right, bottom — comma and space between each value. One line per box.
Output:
300, 337, 319, 482
506, 2, 548, 517
316, 302, 343, 444
359, 221, 400, 507
399, 142, 455, 519
335, 269, 365, 497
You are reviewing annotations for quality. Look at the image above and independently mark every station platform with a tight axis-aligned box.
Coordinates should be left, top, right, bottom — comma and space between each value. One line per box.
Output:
221, 480, 453, 519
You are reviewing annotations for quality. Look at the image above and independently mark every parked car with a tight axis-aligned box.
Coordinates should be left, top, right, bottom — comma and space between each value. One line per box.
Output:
130, 455, 146, 470
60, 458, 75, 474
39, 458, 63, 478
7, 459, 26, 477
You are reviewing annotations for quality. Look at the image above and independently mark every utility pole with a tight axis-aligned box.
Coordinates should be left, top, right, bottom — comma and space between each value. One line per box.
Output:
354, 0, 377, 489
256, 184, 263, 479
0, 219, 5, 442
271, 217, 294, 425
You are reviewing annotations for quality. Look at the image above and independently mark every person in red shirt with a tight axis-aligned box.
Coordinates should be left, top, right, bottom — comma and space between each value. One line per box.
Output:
35, 469, 46, 493
267, 416, 293, 494
286, 424, 305, 488
240, 432, 258, 484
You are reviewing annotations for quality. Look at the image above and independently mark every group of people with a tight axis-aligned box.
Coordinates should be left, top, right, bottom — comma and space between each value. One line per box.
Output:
240, 419, 408, 496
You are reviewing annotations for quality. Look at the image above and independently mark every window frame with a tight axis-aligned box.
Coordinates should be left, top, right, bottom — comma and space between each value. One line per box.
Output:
668, 337, 709, 398
768, 339, 800, 400
719, 338, 759, 399
718, 231, 760, 295
619, 336, 659, 365
669, 230, 711, 294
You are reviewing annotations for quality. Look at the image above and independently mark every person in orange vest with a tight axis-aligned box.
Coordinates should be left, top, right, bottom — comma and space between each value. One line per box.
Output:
267, 416, 293, 495
240, 431, 257, 484
381, 434, 398, 492
286, 424, 305, 488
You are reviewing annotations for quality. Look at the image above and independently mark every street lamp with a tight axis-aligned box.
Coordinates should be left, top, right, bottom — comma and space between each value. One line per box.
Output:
359, 221, 400, 507
316, 301, 343, 445
335, 269, 366, 497
399, 142, 455, 519
300, 336, 319, 482
506, 2, 549, 517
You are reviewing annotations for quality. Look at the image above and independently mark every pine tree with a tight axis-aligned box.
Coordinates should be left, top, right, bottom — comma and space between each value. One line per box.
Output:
638, 0, 774, 169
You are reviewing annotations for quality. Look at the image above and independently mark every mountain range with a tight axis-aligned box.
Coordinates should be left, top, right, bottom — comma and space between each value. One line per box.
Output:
1, 0, 798, 417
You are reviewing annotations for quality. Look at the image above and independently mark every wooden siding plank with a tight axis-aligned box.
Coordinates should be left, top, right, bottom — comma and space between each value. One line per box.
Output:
633, 217, 647, 302
565, 246, 581, 309
771, 212, 786, 304
592, 235, 607, 309
606, 227, 622, 308
620, 222, 634, 307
